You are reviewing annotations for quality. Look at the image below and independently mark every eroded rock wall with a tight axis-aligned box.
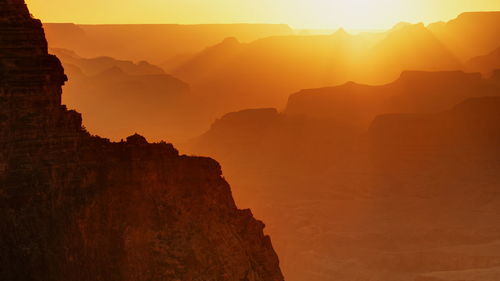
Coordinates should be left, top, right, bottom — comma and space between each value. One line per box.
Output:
0, 1, 284, 280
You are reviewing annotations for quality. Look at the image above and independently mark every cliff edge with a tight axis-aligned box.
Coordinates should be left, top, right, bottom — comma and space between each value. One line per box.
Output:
0, 1, 284, 280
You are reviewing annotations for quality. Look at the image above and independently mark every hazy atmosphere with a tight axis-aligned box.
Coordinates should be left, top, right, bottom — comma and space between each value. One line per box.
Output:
26, 0, 500, 29
2, 1, 500, 281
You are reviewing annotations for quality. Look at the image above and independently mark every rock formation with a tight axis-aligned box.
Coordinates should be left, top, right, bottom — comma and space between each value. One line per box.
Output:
285, 71, 500, 129
170, 23, 464, 112
51, 47, 193, 142
0, 1, 284, 281
188, 75, 500, 281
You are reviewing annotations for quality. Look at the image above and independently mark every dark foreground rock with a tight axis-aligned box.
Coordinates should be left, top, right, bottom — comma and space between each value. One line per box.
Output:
0, 1, 284, 280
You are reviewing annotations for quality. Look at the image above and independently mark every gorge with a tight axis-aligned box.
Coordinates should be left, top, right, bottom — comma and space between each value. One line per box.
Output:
0, 1, 284, 280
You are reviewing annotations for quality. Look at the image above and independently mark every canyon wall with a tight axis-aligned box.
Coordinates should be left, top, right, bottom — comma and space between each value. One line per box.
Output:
0, 1, 284, 280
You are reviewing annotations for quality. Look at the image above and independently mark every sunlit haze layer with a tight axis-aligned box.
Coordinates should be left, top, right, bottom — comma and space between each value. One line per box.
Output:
26, 0, 500, 29
4, 1, 500, 281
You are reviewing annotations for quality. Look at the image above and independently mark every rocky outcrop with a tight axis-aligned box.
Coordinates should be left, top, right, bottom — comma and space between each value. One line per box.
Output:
0, 1, 284, 281
189, 75, 500, 281
51, 47, 192, 142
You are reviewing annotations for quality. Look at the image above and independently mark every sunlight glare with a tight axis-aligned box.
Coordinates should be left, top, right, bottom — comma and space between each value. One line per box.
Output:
337, 0, 400, 29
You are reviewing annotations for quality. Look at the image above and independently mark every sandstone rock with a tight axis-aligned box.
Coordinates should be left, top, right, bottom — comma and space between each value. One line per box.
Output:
0, 1, 284, 280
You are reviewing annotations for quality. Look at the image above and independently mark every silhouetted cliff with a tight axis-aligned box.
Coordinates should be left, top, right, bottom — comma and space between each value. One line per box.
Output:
0, 1, 284, 280
51, 48, 195, 141
187, 72, 500, 281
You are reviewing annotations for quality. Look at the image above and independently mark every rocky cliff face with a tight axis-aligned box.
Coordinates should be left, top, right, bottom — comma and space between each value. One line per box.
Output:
0, 1, 284, 280
187, 73, 500, 281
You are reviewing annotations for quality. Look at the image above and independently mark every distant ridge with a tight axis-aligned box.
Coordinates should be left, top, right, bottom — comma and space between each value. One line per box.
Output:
285, 70, 499, 127
43, 23, 293, 64
429, 11, 500, 60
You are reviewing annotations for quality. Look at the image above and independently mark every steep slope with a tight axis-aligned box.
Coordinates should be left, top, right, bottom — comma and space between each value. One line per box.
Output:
52, 49, 194, 141
173, 37, 245, 83
363, 23, 462, 83
64, 67, 192, 141
186, 74, 500, 281
172, 31, 380, 111
51, 48, 223, 142
173, 24, 465, 110
428, 12, 500, 61
0, 1, 284, 281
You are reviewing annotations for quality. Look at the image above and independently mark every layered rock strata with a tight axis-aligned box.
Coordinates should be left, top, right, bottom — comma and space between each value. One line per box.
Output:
0, 1, 284, 280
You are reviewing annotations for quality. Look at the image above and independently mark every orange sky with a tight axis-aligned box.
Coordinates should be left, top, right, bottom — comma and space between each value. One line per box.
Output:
26, 0, 500, 29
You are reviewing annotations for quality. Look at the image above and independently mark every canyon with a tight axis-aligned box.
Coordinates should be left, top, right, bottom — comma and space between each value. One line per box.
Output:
42, 13, 500, 146
188, 72, 500, 281
0, 1, 284, 280
5, 1, 500, 281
